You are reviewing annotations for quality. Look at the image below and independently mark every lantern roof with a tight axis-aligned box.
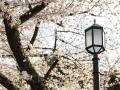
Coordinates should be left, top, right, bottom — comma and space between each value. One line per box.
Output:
85, 24, 103, 32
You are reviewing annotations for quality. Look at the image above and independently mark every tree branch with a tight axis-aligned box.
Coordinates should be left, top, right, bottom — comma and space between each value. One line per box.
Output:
44, 57, 59, 80
27, 22, 40, 50
30, 22, 40, 45
44, 30, 59, 79
0, 72, 19, 90
53, 30, 57, 53
19, 2, 47, 24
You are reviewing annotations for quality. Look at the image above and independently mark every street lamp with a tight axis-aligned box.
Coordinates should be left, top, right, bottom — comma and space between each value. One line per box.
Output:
85, 20, 105, 90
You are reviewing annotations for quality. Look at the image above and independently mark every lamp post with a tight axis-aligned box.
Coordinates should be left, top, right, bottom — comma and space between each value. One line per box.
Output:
85, 21, 105, 90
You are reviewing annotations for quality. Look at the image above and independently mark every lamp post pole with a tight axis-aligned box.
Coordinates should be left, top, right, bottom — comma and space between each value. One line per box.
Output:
93, 54, 100, 90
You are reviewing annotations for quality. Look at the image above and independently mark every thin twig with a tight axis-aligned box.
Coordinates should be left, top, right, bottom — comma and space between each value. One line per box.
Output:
53, 30, 57, 53
26, 22, 40, 50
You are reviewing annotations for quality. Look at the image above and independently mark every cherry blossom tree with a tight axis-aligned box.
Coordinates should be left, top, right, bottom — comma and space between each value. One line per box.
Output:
0, 0, 120, 90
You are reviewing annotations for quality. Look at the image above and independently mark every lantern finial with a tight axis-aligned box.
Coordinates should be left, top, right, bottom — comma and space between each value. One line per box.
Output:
94, 19, 96, 25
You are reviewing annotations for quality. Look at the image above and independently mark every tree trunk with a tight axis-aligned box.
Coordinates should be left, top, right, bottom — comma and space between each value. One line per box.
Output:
3, 17, 46, 90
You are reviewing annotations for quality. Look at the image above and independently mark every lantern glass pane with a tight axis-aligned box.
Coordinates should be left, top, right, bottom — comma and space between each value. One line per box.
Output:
88, 47, 94, 53
93, 29, 102, 45
86, 30, 92, 47
94, 46, 101, 53
103, 31, 105, 46
100, 48, 104, 52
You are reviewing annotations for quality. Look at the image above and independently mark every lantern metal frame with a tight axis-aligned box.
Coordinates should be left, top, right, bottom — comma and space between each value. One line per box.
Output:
85, 24, 105, 55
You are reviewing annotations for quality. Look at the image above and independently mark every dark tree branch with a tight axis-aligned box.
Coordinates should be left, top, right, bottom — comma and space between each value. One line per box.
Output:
30, 22, 40, 45
0, 9, 2, 12
44, 57, 59, 80
19, 2, 46, 24
53, 30, 57, 53
44, 30, 59, 79
0, 72, 19, 90
27, 22, 40, 50
3, 14, 46, 90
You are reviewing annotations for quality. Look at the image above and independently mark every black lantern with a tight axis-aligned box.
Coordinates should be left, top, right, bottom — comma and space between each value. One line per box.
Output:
85, 23, 105, 54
